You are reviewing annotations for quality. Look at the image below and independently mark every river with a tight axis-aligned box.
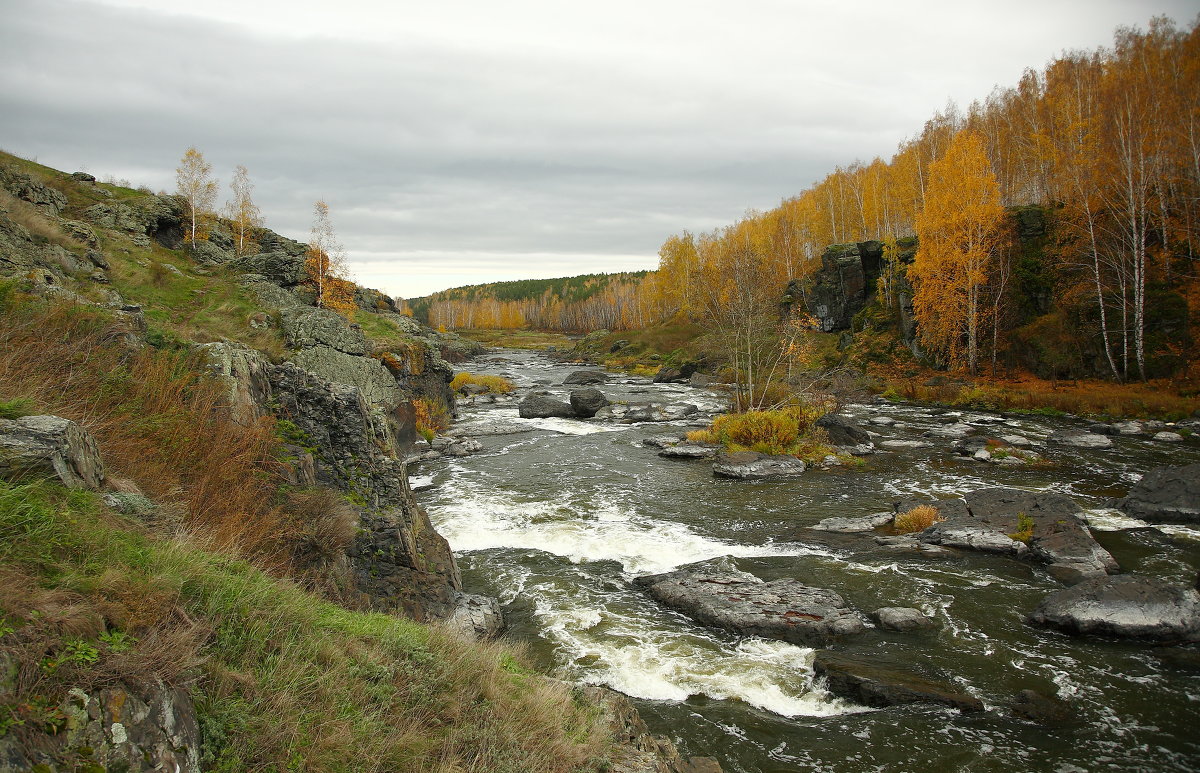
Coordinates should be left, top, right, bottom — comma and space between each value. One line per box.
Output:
415, 349, 1200, 773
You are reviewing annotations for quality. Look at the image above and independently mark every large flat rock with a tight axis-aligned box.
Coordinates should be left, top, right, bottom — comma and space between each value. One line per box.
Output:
812, 651, 984, 712
713, 450, 806, 479
1114, 463, 1200, 524
635, 568, 867, 646
1028, 575, 1200, 643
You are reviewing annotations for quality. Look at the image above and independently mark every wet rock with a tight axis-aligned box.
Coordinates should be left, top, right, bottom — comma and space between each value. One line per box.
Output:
636, 568, 867, 646
816, 414, 870, 446
658, 443, 719, 459
1154, 431, 1184, 442
713, 450, 807, 479
1049, 430, 1113, 449
812, 512, 894, 533
570, 387, 610, 418
642, 435, 685, 448
1028, 575, 1200, 643
999, 434, 1034, 447
923, 422, 975, 439
812, 651, 983, 712
603, 402, 700, 423
519, 392, 576, 419
871, 607, 936, 631
688, 372, 714, 387
1011, 689, 1075, 726
1088, 423, 1119, 436
563, 369, 608, 385
0, 415, 105, 489
445, 592, 504, 640
868, 416, 896, 426
1113, 420, 1144, 435
899, 488, 1117, 580
1114, 463, 1200, 524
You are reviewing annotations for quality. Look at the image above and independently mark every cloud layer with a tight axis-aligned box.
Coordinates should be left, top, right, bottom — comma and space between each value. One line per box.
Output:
1, 0, 1193, 296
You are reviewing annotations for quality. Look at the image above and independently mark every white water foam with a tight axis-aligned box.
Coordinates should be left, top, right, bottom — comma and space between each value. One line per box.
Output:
1084, 508, 1200, 541
428, 481, 828, 575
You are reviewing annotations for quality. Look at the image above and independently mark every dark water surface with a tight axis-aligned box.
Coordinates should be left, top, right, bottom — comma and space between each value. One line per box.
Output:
416, 350, 1200, 773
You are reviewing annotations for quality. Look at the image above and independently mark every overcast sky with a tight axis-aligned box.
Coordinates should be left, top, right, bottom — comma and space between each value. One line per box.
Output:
1, 0, 1195, 297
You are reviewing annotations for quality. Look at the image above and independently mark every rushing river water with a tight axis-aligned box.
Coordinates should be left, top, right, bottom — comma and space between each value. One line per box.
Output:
416, 349, 1200, 773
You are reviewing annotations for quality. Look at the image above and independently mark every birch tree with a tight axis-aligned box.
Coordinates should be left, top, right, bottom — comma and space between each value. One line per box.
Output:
225, 164, 262, 257
306, 200, 355, 314
175, 147, 218, 245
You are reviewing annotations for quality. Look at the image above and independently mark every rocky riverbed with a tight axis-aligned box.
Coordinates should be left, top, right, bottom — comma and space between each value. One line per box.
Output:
414, 349, 1200, 773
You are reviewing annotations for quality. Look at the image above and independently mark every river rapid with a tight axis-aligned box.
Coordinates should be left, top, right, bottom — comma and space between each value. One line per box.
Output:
415, 349, 1200, 773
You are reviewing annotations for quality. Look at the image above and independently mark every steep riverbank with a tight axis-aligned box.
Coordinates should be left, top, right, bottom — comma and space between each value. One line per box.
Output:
416, 348, 1200, 773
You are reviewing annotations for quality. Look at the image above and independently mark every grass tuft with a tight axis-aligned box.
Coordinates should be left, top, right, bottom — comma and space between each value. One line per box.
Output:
893, 505, 943, 534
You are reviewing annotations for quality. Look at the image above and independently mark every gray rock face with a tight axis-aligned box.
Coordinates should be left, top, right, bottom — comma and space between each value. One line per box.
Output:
570, 387, 610, 418
519, 392, 576, 419
871, 607, 936, 632
1028, 575, 1200, 643
289, 346, 404, 410
0, 415, 105, 489
281, 306, 369, 355
812, 512, 894, 533
786, 241, 884, 332
900, 488, 1117, 580
0, 167, 68, 215
816, 414, 870, 446
1049, 430, 1113, 449
1114, 463, 1200, 524
812, 651, 983, 712
445, 593, 504, 641
578, 686, 724, 773
635, 569, 866, 646
0, 679, 201, 773
563, 369, 608, 385
199, 341, 275, 424
713, 450, 807, 479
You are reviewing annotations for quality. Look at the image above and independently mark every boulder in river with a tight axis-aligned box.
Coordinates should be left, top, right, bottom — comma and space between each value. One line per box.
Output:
713, 450, 807, 479
569, 388, 610, 418
658, 443, 719, 460
811, 512, 894, 533
1027, 575, 1200, 643
563, 369, 608, 385
518, 392, 575, 419
898, 488, 1118, 581
1010, 689, 1076, 726
812, 651, 984, 712
871, 607, 936, 632
1113, 463, 1200, 524
816, 414, 870, 446
652, 363, 698, 383
635, 568, 867, 646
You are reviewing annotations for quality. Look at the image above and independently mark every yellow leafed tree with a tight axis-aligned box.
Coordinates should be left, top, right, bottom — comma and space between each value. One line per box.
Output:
306, 200, 356, 315
911, 129, 1006, 374
175, 147, 218, 245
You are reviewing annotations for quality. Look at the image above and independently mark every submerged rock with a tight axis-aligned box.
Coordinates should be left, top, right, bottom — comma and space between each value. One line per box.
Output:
713, 450, 807, 479
1010, 689, 1076, 726
1113, 463, 1200, 524
635, 568, 867, 646
812, 651, 983, 712
1048, 430, 1113, 449
871, 607, 936, 632
1028, 575, 1200, 643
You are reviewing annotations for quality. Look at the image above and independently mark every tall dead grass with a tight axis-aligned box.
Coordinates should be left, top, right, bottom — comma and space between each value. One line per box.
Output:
0, 189, 73, 248
0, 287, 328, 573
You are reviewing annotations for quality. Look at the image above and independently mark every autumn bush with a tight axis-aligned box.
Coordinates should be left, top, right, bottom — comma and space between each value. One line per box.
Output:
450, 371, 515, 394
413, 396, 450, 444
893, 505, 943, 534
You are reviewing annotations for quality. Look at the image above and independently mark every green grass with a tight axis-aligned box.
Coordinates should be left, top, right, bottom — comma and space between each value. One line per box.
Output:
0, 480, 610, 772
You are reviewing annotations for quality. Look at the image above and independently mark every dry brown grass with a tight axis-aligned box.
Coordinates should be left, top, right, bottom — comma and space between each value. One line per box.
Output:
893, 504, 943, 533
0, 288, 336, 574
0, 189, 74, 248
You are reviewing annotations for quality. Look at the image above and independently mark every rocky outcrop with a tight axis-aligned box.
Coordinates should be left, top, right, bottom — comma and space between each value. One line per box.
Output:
444, 593, 504, 641
1114, 463, 1200, 524
230, 250, 308, 286
268, 362, 460, 620
0, 415, 105, 489
0, 678, 201, 773
0, 166, 68, 216
199, 341, 274, 424
290, 346, 405, 410
812, 651, 983, 712
1028, 575, 1200, 643
652, 363, 699, 384
785, 241, 884, 332
899, 488, 1118, 581
281, 306, 370, 354
635, 568, 867, 646
713, 450, 806, 479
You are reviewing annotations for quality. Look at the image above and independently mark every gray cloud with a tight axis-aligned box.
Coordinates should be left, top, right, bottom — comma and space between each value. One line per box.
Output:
1, 0, 1195, 296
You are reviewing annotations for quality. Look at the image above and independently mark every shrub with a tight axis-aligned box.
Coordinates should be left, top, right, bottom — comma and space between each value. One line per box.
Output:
710, 410, 800, 455
1008, 511, 1035, 542
450, 372, 515, 394
894, 505, 943, 534
414, 397, 450, 444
